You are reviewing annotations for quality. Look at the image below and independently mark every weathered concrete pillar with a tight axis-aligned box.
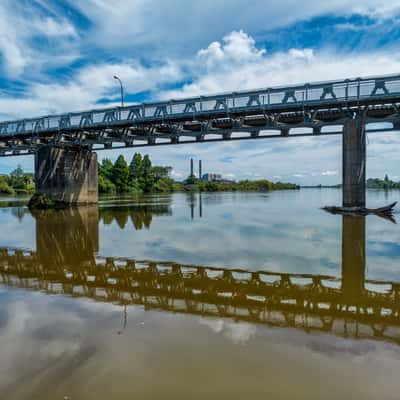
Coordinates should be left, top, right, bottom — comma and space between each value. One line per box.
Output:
35, 145, 98, 205
341, 215, 365, 303
342, 117, 366, 207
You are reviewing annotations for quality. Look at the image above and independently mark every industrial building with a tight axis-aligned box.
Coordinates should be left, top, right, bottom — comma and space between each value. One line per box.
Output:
202, 173, 223, 182
189, 159, 223, 182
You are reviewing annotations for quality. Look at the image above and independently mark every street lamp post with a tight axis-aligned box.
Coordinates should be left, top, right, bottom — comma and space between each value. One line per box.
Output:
113, 75, 124, 107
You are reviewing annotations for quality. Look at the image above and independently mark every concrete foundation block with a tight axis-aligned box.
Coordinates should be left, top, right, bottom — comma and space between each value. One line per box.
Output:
35, 145, 98, 205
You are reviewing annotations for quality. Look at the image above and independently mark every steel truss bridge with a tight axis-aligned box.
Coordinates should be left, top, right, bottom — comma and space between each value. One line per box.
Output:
1, 248, 400, 344
1, 74, 400, 156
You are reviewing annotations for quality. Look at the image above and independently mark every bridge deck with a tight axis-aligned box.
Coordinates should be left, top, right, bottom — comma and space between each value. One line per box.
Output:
1, 74, 400, 156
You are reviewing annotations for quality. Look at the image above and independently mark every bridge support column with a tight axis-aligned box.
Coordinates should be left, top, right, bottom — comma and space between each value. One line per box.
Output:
35, 145, 98, 205
342, 117, 366, 207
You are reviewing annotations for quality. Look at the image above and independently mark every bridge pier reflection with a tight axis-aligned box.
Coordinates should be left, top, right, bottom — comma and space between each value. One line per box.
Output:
33, 206, 99, 267
341, 215, 366, 302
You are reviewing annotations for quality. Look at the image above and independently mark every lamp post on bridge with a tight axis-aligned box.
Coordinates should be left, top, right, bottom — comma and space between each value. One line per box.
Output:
113, 75, 124, 108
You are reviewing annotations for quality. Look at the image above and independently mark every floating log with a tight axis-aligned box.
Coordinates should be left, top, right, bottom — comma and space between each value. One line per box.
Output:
322, 202, 397, 223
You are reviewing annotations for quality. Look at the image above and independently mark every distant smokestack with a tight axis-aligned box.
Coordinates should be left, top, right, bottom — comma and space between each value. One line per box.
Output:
199, 160, 202, 179
190, 158, 194, 176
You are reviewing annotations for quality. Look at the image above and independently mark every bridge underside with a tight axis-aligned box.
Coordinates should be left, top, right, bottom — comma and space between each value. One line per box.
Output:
32, 115, 369, 206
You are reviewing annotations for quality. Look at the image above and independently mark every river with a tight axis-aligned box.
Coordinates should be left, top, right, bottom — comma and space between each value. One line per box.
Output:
0, 189, 399, 399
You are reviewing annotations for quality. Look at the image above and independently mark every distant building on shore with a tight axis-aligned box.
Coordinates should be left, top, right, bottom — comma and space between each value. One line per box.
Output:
188, 158, 233, 182
202, 173, 222, 182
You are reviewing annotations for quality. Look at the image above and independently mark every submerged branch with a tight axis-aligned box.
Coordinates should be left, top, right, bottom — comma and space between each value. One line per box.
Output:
322, 202, 397, 223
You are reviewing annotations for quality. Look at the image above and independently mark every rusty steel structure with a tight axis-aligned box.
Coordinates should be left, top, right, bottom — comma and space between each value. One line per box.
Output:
1, 247, 400, 344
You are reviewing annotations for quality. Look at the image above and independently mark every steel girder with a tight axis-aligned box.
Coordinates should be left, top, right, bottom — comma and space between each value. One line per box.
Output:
1, 74, 400, 155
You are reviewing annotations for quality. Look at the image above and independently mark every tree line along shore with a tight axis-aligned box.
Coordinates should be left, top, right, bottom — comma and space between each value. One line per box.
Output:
366, 175, 400, 190
1, 154, 398, 195
98, 153, 299, 193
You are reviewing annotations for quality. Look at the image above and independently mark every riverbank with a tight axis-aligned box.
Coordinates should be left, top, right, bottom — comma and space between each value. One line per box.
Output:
301, 176, 400, 190
179, 179, 299, 192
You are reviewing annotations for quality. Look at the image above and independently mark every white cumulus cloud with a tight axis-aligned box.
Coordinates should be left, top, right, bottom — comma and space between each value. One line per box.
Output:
322, 170, 338, 176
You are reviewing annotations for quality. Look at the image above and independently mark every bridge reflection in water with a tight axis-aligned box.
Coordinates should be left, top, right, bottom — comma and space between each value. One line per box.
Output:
0, 206, 399, 345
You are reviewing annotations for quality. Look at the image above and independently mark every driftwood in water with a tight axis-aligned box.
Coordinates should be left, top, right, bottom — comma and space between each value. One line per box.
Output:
322, 202, 397, 223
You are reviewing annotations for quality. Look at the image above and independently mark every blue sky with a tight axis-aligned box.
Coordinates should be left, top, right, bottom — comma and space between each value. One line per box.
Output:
1, 0, 400, 184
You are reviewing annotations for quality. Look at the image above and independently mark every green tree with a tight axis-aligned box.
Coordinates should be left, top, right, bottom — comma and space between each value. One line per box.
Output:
153, 177, 175, 192
0, 175, 14, 195
10, 165, 25, 189
8, 165, 34, 192
100, 159, 114, 180
98, 159, 117, 193
184, 174, 198, 185
152, 166, 172, 180
141, 154, 155, 192
142, 154, 152, 175
129, 153, 143, 181
10, 165, 24, 179
112, 155, 130, 192
384, 174, 390, 189
98, 174, 116, 193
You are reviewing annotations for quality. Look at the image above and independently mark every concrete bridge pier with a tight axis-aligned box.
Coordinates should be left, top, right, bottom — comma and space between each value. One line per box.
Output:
342, 117, 366, 208
34, 145, 98, 205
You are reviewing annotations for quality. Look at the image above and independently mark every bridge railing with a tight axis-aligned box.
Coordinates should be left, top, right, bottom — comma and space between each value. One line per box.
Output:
1, 74, 400, 137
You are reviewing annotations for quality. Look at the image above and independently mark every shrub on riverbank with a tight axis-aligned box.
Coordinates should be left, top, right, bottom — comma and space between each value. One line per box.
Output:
367, 175, 400, 189
181, 178, 299, 192
0, 179, 14, 195
0, 166, 34, 195
27, 193, 55, 209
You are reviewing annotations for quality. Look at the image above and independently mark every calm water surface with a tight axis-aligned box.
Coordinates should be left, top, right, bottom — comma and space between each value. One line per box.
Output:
0, 189, 399, 399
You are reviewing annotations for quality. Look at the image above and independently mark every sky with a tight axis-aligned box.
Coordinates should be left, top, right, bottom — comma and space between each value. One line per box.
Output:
0, 0, 400, 184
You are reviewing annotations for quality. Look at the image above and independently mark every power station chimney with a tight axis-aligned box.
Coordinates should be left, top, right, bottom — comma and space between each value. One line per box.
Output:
199, 160, 202, 180
190, 158, 194, 177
